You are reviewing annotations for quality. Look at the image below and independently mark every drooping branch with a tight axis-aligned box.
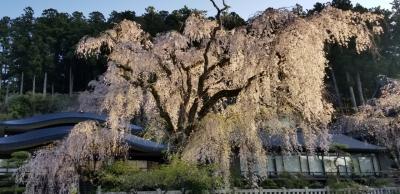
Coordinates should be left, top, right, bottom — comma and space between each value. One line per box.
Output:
68, 6, 384, 189
149, 86, 175, 132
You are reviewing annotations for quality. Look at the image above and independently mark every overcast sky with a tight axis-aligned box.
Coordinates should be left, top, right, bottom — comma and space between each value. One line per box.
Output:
0, 0, 393, 19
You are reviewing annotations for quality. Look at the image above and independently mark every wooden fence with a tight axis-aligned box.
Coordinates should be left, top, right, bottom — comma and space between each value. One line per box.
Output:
99, 187, 400, 194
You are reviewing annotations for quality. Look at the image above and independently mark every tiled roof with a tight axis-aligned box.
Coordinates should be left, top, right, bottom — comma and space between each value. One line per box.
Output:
265, 132, 386, 151
331, 134, 386, 151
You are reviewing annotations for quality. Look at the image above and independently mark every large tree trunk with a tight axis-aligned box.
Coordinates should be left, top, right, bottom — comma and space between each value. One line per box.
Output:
356, 72, 365, 105
43, 72, 47, 97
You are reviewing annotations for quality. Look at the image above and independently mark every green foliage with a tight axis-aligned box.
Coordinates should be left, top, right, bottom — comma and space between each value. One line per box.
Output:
0, 151, 30, 169
0, 6, 245, 95
356, 177, 395, 188
331, 144, 348, 151
0, 94, 77, 120
271, 172, 311, 189
260, 173, 313, 189
0, 186, 25, 194
260, 173, 328, 189
221, 12, 246, 30
326, 177, 362, 190
0, 152, 30, 194
98, 157, 222, 193
260, 179, 279, 189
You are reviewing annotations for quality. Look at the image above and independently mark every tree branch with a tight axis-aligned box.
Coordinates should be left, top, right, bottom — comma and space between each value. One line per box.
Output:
198, 71, 268, 119
149, 86, 175, 132
198, 88, 242, 118
187, 0, 230, 127
210, 0, 230, 29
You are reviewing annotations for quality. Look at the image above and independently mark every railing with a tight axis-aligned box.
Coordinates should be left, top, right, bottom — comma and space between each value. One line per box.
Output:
98, 187, 400, 194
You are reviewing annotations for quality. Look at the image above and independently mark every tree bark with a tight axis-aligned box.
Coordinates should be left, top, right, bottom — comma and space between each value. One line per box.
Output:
345, 72, 358, 112
20, 72, 24, 95
5, 83, 9, 104
43, 72, 47, 97
32, 75, 36, 95
52, 83, 54, 97
330, 68, 343, 108
356, 72, 365, 105
69, 66, 73, 97
349, 86, 358, 112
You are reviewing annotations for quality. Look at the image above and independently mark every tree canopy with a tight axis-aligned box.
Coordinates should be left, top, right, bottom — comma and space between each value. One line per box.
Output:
75, 5, 380, 186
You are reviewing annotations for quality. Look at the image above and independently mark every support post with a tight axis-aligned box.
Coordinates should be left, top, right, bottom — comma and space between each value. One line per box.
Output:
43, 72, 47, 97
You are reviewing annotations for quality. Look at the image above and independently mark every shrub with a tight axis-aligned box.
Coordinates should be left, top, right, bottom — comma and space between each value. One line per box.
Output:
0, 186, 25, 194
0, 151, 31, 169
272, 172, 311, 189
260, 179, 279, 189
326, 177, 362, 190
98, 157, 222, 193
356, 177, 394, 188
0, 94, 77, 119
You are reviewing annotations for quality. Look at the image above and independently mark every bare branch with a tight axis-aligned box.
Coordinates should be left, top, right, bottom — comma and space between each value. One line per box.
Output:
210, 0, 230, 28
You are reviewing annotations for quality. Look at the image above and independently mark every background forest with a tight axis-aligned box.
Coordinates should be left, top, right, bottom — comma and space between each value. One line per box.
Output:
0, 0, 400, 113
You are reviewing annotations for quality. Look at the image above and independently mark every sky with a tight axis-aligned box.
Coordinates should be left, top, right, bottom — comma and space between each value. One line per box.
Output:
0, 0, 394, 19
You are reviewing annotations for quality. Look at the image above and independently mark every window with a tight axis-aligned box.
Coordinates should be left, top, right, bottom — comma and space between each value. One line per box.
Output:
343, 156, 352, 176
275, 156, 284, 173
372, 154, 380, 175
359, 156, 374, 175
267, 156, 275, 174
300, 155, 309, 173
308, 155, 324, 176
335, 156, 351, 176
323, 156, 337, 174
351, 155, 361, 175
283, 156, 301, 173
